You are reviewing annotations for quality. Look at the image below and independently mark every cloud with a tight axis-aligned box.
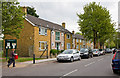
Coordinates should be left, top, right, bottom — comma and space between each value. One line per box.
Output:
19, 1, 119, 32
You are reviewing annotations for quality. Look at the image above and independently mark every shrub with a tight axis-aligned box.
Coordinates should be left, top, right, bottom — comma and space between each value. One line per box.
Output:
50, 49, 58, 55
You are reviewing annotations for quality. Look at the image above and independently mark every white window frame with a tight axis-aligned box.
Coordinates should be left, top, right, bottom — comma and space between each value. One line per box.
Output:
61, 33, 64, 36
76, 39, 78, 42
55, 31, 60, 40
67, 34, 70, 39
52, 42, 54, 46
61, 43, 64, 47
67, 43, 71, 49
39, 41, 47, 51
80, 39, 81, 43
52, 31, 54, 35
39, 27, 47, 36
76, 45, 79, 49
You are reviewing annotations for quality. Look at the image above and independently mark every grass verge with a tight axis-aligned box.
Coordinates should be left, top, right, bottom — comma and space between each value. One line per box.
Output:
1, 57, 44, 62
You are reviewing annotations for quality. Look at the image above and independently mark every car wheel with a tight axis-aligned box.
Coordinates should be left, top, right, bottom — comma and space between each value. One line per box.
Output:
113, 70, 118, 74
70, 57, 74, 62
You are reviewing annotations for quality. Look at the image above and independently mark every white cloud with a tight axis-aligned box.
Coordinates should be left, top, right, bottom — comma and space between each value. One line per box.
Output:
19, 0, 119, 32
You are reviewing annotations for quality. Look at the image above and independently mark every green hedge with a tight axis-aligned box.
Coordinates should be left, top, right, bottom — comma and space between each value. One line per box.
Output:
50, 49, 58, 55
50, 49, 64, 55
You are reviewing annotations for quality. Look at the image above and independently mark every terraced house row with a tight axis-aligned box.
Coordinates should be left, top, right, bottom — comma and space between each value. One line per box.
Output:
3, 7, 93, 57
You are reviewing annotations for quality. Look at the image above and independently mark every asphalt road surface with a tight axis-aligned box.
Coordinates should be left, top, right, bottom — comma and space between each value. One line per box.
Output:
2, 53, 120, 77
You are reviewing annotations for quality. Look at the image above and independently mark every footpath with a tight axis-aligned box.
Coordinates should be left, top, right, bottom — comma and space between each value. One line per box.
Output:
1, 58, 56, 68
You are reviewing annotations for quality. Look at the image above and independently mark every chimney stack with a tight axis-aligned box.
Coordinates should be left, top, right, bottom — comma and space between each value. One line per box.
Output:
21, 6, 27, 16
62, 22, 65, 28
72, 30, 75, 34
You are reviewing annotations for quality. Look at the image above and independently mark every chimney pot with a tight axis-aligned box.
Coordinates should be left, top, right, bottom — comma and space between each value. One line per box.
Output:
72, 30, 75, 34
62, 22, 65, 28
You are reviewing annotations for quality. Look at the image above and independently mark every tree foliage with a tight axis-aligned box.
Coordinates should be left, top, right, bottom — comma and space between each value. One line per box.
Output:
76, 32, 82, 35
77, 2, 115, 48
2, 1, 24, 38
27, 6, 39, 18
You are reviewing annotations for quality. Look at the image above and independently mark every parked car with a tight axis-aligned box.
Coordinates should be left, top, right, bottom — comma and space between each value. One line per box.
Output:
105, 48, 112, 53
92, 49, 101, 56
112, 50, 120, 74
112, 48, 115, 52
99, 49, 105, 55
113, 48, 117, 54
57, 49, 81, 62
80, 48, 93, 58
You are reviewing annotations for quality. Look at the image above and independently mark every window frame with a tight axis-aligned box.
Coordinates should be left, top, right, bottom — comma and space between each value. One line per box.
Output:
80, 39, 81, 43
76, 45, 79, 49
55, 31, 60, 40
67, 34, 70, 39
39, 27, 47, 36
67, 43, 71, 49
76, 39, 79, 42
39, 41, 47, 51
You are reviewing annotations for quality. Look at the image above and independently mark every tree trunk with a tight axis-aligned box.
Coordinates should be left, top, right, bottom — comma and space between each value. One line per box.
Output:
93, 30, 97, 49
93, 30, 96, 49
100, 42, 102, 49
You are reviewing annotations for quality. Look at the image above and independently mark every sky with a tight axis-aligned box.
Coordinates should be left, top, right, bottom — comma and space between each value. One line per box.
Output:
19, 0, 119, 33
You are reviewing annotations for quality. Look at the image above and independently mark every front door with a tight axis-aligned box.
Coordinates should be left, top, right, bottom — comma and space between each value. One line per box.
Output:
56, 43, 60, 50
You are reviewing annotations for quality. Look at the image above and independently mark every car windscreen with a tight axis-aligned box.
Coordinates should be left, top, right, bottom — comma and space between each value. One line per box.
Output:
115, 52, 120, 59
99, 49, 102, 51
93, 49, 97, 52
62, 50, 73, 54
80, 49, 87, 52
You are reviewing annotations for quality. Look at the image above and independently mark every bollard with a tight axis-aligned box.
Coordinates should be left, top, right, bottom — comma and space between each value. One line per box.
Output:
33, 54, 35, 64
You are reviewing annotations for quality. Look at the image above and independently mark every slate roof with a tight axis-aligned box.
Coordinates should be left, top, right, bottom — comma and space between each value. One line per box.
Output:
26, 14, 71, 33
73, 34, 84, 39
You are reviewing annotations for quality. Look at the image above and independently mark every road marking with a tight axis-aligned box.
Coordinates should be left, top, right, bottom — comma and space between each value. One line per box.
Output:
84, 62, 95, 67
97, 58, 104, 62
62, 69, 78, 77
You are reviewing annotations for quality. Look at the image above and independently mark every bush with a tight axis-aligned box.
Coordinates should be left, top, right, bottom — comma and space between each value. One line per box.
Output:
50, 49, 59, 55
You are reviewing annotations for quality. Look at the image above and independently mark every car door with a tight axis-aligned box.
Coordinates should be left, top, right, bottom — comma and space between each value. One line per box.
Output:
76, 50, 80, 59
73, 50, 78, 60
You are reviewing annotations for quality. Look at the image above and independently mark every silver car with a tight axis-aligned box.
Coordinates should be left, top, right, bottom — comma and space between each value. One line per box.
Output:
57, 49, 81, 62
93, 49, 101, 56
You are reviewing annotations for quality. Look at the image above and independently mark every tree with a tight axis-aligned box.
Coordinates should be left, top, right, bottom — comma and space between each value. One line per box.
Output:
77, 2, 115, 49
2, 1, 24, 38
27, 6, 39, 18
76, 32, 82, 35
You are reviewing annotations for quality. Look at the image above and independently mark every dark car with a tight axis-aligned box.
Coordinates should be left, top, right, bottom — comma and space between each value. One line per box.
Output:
105, 48, 112, 53
113, 49, 117, 54
112, 50, 120, 74
80, 48, 93, 59
99, 49, 105, 55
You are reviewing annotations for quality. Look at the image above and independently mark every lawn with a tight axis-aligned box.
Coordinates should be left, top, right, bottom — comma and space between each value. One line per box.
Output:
16, 57, 44, 62
0, 51, 44, 62
1, 57, 44, 62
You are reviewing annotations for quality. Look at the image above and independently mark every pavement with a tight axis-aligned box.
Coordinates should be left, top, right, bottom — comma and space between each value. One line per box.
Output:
1, 58, 56, 68
2, 53, 120, 77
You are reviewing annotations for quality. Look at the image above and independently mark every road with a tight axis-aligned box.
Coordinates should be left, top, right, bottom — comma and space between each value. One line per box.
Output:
2, 53, 120, 77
